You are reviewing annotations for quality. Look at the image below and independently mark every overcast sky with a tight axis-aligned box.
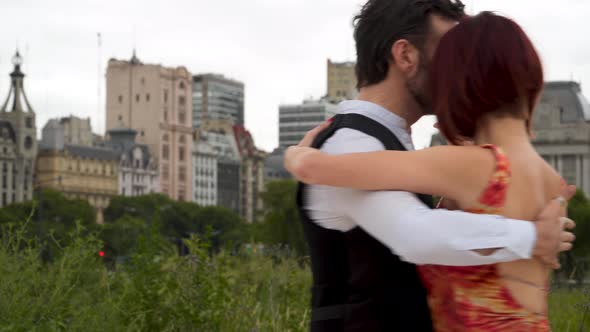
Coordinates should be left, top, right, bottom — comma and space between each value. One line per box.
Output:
1, 0, 589, 151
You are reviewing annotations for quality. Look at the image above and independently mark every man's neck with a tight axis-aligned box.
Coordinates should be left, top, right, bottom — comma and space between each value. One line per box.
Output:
357, 84, 423, 128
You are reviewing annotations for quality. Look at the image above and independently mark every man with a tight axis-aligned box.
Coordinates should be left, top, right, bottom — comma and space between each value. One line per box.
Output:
295, 1, 575, 331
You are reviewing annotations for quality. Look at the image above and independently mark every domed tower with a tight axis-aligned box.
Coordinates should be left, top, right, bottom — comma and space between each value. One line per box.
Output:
0, 50, 37, 203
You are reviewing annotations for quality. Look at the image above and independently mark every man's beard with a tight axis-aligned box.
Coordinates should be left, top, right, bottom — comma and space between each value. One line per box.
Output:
405, 60, 433, 116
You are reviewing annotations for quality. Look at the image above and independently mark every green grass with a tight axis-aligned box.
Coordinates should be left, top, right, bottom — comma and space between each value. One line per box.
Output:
0, 224, 588, 331
550, 288, 590, 331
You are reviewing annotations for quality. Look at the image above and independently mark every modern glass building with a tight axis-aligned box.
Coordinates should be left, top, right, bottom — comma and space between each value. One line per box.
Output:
192, 74, 244, 128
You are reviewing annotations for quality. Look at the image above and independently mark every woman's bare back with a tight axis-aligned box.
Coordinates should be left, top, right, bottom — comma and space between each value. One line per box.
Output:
454, 144, 562, 314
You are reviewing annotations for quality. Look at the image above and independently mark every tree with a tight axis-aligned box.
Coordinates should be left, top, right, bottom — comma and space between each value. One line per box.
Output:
255, 180, 307, 256
568, 190, 590, 256
558, 189, 590, 282
0, 189, 96, 259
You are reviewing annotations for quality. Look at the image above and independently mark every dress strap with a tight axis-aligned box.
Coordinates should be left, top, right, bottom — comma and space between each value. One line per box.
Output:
476, 144, 512, 209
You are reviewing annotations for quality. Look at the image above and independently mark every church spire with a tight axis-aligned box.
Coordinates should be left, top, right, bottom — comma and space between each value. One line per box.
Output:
1, 50, 34, 113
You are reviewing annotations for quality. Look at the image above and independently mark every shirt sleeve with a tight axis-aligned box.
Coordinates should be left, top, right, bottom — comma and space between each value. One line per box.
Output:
314, 129, 537, 266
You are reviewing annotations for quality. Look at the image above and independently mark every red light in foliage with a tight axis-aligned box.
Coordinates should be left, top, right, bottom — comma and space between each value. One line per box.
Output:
99, 251, 105, 257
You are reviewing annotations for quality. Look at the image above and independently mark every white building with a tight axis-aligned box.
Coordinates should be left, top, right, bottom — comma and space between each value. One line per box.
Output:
106, 127, 159, 197
192, 138, 218, 206
279, 99, 338, 148
192, 119, 242, 214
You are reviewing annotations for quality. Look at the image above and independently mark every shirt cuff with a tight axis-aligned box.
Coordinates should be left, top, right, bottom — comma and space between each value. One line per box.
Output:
447, 216, 536, 260
502, 218, 536, 259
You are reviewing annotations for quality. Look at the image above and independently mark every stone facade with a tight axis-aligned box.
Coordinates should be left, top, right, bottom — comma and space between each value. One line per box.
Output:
233, 125, 265, 223
192, 138, 218, 206
192, 119, 242, 215
326, 59, 358, 103
532, 82, 590, 196
106, 51, 193, 201
60, 116, 93, 146
36, 144, 119, 224
0, 51, 37, 207
105, 127, 159, 197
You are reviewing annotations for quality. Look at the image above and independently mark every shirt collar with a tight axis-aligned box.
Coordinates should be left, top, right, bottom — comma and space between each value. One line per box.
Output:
337, 100, 415, 150
338, 100, 409, 133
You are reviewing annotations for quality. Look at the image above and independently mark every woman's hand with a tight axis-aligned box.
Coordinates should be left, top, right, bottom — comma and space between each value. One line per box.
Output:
284, 120, 332, 183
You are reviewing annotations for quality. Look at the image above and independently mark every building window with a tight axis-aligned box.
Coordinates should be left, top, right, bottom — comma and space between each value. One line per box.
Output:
178, 96, 186, 106
162, 145, 169, 160
118, 95, 123, 104
562, 155, 577, 186
162, 165, 169, 181
163, 90, 168, 103
179, 166, 186, 182
164, 111, 168, 121
26, 117, 33, 129
179, 135, 186, 144
146, 93, 150, 102
118, 115, 123, 121
179, 147, 185, 161
178, 112, 185, 123
136, 94, 140, 103
141, 77, 146, 85
163, 134, 169, 142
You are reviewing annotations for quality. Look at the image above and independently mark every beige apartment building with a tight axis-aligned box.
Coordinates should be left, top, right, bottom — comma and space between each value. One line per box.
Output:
326, 59, 357, 103
106, 51, 193, 201
36, 144, 119, 224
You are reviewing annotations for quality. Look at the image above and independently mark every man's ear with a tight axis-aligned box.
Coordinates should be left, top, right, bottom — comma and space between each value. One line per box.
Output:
391, 39, 421, 77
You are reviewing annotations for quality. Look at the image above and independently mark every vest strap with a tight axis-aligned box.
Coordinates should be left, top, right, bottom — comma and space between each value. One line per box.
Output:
311, 304, 346, 322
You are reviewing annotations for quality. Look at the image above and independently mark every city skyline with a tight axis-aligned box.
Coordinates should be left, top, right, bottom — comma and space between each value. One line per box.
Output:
1, 0, 589, 151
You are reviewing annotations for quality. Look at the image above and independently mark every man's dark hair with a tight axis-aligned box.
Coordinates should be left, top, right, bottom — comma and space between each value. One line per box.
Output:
353, 0, 465, 89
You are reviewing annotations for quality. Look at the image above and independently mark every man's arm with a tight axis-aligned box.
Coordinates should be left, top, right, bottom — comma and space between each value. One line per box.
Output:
314, 129, 570, 266
338, 188, 534, 265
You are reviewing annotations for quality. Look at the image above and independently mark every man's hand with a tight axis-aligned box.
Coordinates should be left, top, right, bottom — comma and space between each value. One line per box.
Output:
533, 185, 577, 269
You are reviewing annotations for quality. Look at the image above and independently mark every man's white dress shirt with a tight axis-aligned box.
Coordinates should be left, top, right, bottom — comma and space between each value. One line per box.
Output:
303, 100, 536, 266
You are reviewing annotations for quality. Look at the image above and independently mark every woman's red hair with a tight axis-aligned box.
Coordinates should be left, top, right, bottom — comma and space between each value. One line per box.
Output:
431, 12, 544, 145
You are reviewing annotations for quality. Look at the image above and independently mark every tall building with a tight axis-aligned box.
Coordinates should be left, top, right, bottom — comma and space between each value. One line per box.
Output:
42, 115, 95, 148
194, 119, 242, 215
279, 99, 337, 148
106, 51, 193, 201
430, 81, 590, 197
327, 59, 357, 103
0, 51, 37, 207
61, 116, 93, 146
233, 125, 266, 223
105, 126, 159, 197
192, 74, 244, 128
38, 124, 119, 224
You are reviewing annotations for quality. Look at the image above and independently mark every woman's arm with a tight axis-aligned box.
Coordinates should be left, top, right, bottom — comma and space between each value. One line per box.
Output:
286, 145, 496, 201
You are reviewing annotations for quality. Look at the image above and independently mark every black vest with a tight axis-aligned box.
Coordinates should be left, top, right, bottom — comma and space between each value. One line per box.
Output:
296, 113, 434, 332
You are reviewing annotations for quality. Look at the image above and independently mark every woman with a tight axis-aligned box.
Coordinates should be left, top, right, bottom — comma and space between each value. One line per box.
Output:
286, 12, 562, 331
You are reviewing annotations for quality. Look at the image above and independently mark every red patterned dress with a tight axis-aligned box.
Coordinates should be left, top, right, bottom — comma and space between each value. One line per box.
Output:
418, 144, 550, 331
